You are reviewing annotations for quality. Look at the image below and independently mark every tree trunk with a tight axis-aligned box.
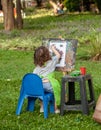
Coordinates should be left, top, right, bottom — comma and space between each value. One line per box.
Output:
0, 0, 2, 10
1, 0, 15, 31
16, 0, 23, 29
36, 0, 42, 7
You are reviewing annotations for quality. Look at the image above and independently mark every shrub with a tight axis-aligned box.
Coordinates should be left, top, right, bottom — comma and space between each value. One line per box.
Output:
89, 32, 101, 60
63, 0, 81, 12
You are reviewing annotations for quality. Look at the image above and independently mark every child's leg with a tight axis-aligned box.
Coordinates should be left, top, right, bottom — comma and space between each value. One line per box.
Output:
55, 102, 60, 113
49, 0, 58, 10
40, 101, 60, 113
40, 100, 44, 113
43, 82, 53, 93
40, 82, 53, 113
49, 0, 59, 14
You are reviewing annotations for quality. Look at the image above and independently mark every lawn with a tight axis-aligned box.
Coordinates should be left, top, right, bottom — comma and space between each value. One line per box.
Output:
0, 8, 101, 130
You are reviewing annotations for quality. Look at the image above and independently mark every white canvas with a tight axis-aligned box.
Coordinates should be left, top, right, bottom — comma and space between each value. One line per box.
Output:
49, 40, 67, 67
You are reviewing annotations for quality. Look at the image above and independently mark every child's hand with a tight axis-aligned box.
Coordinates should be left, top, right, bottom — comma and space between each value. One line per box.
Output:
50, 44, 61, 59
51, 44, 56, 51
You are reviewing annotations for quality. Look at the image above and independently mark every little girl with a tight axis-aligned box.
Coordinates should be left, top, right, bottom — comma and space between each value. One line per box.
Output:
33, 45, 62, 113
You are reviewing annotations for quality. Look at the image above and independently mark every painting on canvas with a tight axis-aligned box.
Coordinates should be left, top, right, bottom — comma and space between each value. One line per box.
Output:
42, 38, 78, 71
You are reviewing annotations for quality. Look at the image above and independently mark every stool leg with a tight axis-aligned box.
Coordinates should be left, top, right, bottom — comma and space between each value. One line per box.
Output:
68, 82, 75, 104
88, 78, 95, 101
60, 79, 66, 115
88, 78, 96, 108
79, 77, 89, 115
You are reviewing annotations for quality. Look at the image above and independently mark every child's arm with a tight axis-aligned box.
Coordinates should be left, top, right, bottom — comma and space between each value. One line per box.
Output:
51, 45, 61, 59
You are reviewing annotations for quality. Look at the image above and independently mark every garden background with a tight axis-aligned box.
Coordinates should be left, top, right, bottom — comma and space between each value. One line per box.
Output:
0, 6, 101, 130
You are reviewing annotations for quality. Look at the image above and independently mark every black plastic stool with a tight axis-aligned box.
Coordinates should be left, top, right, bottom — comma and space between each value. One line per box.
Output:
60, 74, 95, 115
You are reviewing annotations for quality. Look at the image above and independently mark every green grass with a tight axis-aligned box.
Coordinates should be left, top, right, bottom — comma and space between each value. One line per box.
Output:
0, 50, 33, 80
0, 9, 101, 130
